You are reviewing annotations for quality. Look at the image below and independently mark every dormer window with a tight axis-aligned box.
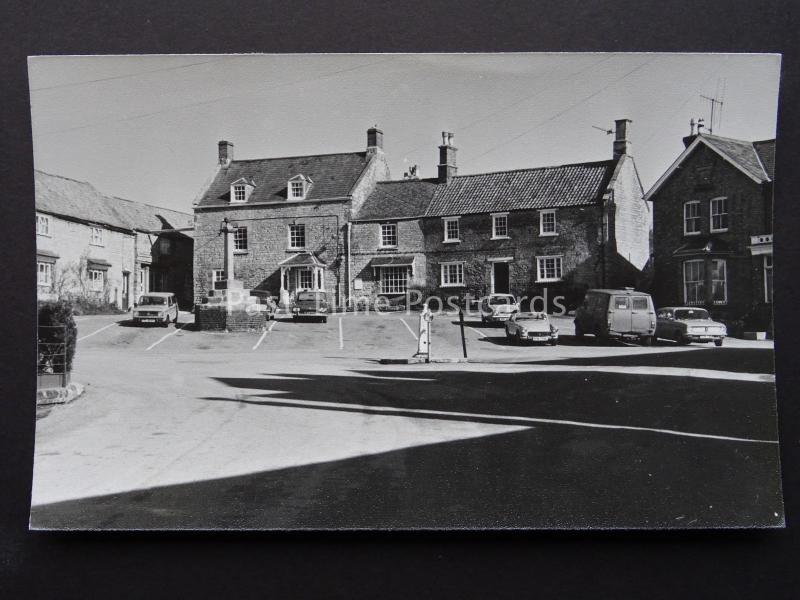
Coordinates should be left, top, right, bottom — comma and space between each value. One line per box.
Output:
288, 174, 312, 200
229, 177, 255, 203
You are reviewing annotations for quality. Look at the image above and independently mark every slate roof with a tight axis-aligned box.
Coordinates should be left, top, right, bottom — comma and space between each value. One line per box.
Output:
370, 255, 416, 267
753, 139, 776, 180
353, 179, 440, 220
195, 152, 371, 207
425, 160, 617, 217
700, 134, 773, 182
35, 170, 193, 232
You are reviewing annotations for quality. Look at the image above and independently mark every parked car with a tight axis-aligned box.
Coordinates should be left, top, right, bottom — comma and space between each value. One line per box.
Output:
292, 290, 330, 323
132, 292, 179, 327
480, 294, 520, 324
574, 288, 656, 345
655, 307, 726, 346
505, 312, 559, 345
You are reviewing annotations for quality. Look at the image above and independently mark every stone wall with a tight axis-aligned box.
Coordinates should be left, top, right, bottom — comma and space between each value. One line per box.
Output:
195, 305, 267, 331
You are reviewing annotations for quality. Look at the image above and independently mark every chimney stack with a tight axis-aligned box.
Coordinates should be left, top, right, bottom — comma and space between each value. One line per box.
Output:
613, 119, 632, 159
218, 140, 234, 166
438, 132, 457, 184
366, 126, 383, 156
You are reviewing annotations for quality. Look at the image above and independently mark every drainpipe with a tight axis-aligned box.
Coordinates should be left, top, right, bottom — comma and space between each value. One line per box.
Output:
346, 221, 352, 308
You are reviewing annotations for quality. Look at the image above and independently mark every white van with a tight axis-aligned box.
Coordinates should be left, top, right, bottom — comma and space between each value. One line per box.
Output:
574, 288, 657, 345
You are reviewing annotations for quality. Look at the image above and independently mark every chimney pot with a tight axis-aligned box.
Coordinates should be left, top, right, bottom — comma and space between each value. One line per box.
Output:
613, 119, 632, 159
218, 140, 234, 166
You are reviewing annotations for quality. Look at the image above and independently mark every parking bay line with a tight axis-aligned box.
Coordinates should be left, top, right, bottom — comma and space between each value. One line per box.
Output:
252, 320, 277, 350
256, 397, 778, 445
145, 324, 186, 351
398, 317, 418, 340
338, 317, 344, 350
77, 322, 118, 341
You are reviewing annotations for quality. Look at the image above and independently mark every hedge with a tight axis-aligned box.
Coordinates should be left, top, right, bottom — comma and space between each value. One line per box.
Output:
38, 300, 78, 373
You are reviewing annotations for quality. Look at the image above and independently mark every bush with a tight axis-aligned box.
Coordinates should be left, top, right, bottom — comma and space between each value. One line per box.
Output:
38, 300, 78, 373
71, 295, 125, 316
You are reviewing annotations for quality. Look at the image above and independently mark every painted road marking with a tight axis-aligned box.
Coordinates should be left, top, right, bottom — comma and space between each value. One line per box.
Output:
77, 322, 118, 341
146, 324, 186, 351
399, 317, 418, 340
252, 320, 277, 350
338, 317, 344, 350
467, 326, 486, 338
248, 396, 778, 445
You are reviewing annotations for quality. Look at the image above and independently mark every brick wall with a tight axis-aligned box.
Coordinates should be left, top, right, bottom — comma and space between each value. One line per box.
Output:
418, 205, 605, 310
651, 142, 772, 324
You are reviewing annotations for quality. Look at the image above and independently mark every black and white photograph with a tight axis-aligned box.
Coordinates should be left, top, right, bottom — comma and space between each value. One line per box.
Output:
29, 52, 782, 530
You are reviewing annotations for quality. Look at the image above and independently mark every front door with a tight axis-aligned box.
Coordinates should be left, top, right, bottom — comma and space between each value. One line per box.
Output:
493, 262, 510, 294
122, 272, 130, 309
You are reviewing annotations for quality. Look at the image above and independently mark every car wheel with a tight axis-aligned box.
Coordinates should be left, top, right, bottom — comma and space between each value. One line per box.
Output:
174, 312, 179, 324
322, 317, 328, 323
640, 335, 653, 346
549, 338, 558, 346
481, 315, 486, 324
678, 335, 691, 346
714, 338, 724, 347
574, 322, 583, 338
516, 332, 524, 345
292, 315, 298, 322
162, 316, 170, 327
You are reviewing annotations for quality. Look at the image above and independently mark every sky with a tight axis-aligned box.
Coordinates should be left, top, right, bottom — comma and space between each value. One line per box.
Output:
28, 53, 781, 213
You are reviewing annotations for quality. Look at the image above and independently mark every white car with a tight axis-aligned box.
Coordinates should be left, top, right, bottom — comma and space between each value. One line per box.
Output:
505, 312, 559, 345
132, 292, 179, 327
480, 294, 520, 324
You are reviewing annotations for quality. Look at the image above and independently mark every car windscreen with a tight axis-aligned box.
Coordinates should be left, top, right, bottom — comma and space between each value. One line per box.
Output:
488, 296, 515, 305
675, 308, 709, 320
297, 292, 326, 301
139, 296, 167, 305
516, 314, 547, 321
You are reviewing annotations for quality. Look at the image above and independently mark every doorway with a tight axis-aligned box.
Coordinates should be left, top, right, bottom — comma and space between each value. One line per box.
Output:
122, 272, 130, 309
492, 262, 510, 294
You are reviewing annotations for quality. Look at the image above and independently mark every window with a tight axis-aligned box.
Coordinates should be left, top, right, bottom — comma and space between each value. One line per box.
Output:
288, 224, 306, 249
234, 226, 248, 252
683, 259, 705, 305
536, 256, 563, 282
380, 223, 398, 248
290, 181, 305, 199
684, 201, 701, 235
614, 296, 630, 310
212, 269, 225, 289
441, 262, 464, 287
710, 197, 728, 232
90, 227, 104, 246
297, 268, 313, 290
539, 209, 557, 236
36, 214, 50, 236
159, 238, 173, 255
88, 269, 104, 292
632, 297, 649, 311
711, 259, 727, 304
380, 267, 409, 294
37, 262, 52, 286
492, 213, 509, 239
764, 255, 773, 304
233, 184, 246, 202
443, 217, 460, 242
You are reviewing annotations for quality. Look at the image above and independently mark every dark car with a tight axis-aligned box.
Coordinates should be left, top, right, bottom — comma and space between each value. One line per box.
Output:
574, 288, 656, 345
656, 307, 727, 346
292, 290, 330, 323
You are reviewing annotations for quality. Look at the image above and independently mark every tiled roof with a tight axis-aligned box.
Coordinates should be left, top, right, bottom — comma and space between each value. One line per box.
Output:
35, 170, 193, 232
425, 160, 617, 217
195, 152, 371, 207
353, 179, 439, 220
753, 139, 776, 180
701, 135, 772, 182
279, 252, 327, 267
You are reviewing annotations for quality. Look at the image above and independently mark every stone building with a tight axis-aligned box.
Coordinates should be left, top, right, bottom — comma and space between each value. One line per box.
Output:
646, 131, 775, 332
35, 170, 194, 309
192, 128, 390, 307
349, 120, 651, 311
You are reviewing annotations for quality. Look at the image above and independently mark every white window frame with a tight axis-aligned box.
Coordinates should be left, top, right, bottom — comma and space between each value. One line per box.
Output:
289, 180, 306, 200
232, 184, 247, 203
36, 214, 51, 236
233, 226, 248, 253
380, 223, 398, 248
764, 255, 773, 304
88, 269, 105, 292
539, 209, 558, 237
684, 201, 701, 236
90, 226, 104, 246
710, 197, 729, 233
212, 269, 225, 283
491, 213, 509, 239
288, 224, 306, 250
37, 261, 53, 286
380, 266, 409, 294
711, 258, 727, 305
683, 259, 705, 305
443, 216, 461, 243
297, 268, 313, 290
536, 255, 563, 282
440, 261, 465, 287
